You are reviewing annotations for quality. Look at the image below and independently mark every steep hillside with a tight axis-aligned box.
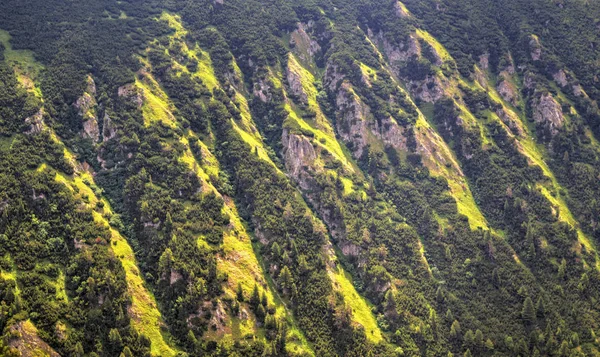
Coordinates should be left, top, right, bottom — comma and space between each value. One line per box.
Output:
1, 0, 600, 356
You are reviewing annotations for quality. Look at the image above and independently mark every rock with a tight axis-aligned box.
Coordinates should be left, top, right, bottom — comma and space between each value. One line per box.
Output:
24, 108, 44, 134
324, 63, 345, 91
572, 84, 585, 97
253, 77, 272, 103
408, 76, 444, 103
290, 22, 321, 64
170, 269, 182, 285
370, 29, 420, 68
286, 65, 308, 104
394, 1, 410, 18
75, 75, 100, 142
102, 113, 117, 142
529, 35, 542, 61
497, 79, 519, 106
335, 82, 370, 158
496, 107, 524, 136
479, 53, 489, 70
553, 70, 568, 87
532, 93, 564, 136
282, 129, 317, 180
118, 83, 143, 108
82, 114, 100, 142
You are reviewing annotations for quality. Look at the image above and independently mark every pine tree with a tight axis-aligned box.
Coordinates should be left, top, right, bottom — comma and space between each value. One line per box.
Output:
256, 304, 266, 323
164, 211, 173, 235
522, 297, 536, 324
463, 349, 472, 357
474, 329, 484, 348
464, 330, 475, 348
450, 320, 461, 339
74, 342, 84, 357
250, 283, 260, 309
536, 296, 546, 318
446, 309, 454, 322
121, 346, 134, 357
279, 265, 293, 292
108, 328, 123, 352
236, 282, 244, 302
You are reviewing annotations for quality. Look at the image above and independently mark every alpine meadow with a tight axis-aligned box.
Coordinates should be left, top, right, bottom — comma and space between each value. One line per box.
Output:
2, 0, 600, 356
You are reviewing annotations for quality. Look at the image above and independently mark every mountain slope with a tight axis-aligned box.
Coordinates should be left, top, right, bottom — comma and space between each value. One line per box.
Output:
1, 0, 600, 356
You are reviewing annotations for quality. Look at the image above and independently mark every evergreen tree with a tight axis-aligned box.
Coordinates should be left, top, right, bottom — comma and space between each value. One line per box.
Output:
522, 297, 536, 324
250, 283, 260, 309
536, 296, 546, 318
236, 282, 244, 302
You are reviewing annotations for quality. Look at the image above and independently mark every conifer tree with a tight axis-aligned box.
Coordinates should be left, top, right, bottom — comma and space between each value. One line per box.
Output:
522, 297, 536, 324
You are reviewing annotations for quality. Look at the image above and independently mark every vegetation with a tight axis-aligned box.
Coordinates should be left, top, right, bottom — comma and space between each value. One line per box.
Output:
2, 0, 600, 356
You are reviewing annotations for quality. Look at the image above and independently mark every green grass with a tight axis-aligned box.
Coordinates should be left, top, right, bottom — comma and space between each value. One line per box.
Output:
43, 154, 180, 356
415, 29, 451, 62
136, 76, 176, 128
328, 265, 383, 343
0, 29, 44, 78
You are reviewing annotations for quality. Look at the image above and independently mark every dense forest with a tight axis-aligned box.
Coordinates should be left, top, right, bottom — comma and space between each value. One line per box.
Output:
1, 0, 600, 356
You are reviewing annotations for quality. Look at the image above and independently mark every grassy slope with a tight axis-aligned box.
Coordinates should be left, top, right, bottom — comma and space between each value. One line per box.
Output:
473, 66, 600, 267
10, 43, 179, 352
365, 30, 488, 230
279, 56, 385, 343
157, 14, 313, 354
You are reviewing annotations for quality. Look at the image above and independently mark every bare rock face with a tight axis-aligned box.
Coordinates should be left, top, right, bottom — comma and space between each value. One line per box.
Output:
572, 84, 585, 97
25, 108, 45, 134
102, 113, 117, 142
335, 83, 370, 158
369, 29, 420, 69
324, 63, 345, 91
290, 22, 321, 64
394, 1, 410, 18
479, 53, 490, 70
529, 35, 542, 61
286, 66, 308, 104
532, 93, 564, 136
497, 79, 519, 106
282, 129, 317, 183
253, 77, 272, 103
408, 76, 444, 103
553, 70, 568, 87
496, 107, 524, 136
118, 83, 143, 108
82, 114, 100, 142
75, 76, 100, 142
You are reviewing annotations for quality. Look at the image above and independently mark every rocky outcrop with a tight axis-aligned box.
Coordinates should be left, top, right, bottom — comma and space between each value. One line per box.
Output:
532, 93, 564, 137
335, 83, 370, 158
479, 53, 489, 71
118, 83, 143, 108
497, 79, 519, 106
290, 22, 321, 64
253, 77, 273, 103
8, 321, 60, 357
553, 70, 568, 87
282, 129, 317, 185
407, 76, 444, 103
496, 107, 524, 136
368, 29, 420, 69
529, 35, 542, 61
75, 76, 100, 142
324, 63, 345, 91
24, 108, 44, 135
102, 113, 117, 142
286, 66, 308, 104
